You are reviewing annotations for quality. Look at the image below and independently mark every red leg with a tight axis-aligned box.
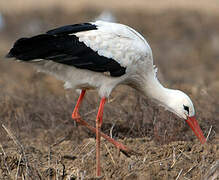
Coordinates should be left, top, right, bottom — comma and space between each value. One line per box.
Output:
72, 116, 131, 153
71, 93, 132, 153
71, 92, 134, 176
96, 97, 106, 176
72, 90, 86, 122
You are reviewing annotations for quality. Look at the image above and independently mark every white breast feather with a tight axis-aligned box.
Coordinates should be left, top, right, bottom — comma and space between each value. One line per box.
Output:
75, 21, 153, 68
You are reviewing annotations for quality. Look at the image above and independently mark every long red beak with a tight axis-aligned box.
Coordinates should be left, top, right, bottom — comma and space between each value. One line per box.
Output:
186, 116, 206, 144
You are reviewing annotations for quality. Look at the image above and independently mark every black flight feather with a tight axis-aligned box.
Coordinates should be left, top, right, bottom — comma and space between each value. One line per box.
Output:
47, 23, 97, 35
6, 23, 126, 77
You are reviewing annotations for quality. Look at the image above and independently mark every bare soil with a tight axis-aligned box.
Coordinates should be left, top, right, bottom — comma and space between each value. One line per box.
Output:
0, 3, 218, 180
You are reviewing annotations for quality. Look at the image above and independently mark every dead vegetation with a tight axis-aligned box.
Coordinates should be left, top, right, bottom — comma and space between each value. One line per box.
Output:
0, 128, 218, 179
0, 4, 218, 180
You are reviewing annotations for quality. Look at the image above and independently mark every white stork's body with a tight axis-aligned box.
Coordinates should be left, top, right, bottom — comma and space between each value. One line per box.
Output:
7, 20, 206, 177
34, 21, 153, 98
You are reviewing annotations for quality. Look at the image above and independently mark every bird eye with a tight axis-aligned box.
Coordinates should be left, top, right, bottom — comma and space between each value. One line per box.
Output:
183, 105, 189, 114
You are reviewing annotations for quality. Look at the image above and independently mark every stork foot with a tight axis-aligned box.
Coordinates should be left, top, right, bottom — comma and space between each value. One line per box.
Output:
70, 117, 139, 157
72, 111, 81, 123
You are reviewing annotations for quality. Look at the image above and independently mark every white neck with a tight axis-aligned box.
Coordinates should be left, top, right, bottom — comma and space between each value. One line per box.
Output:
140, 74, 176, 108
127, 62, 183, 114
129, 66, 195, 119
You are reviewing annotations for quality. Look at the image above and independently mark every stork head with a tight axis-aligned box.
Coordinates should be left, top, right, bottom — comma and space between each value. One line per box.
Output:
166, 90, 195, 119
166, 90, 206, 144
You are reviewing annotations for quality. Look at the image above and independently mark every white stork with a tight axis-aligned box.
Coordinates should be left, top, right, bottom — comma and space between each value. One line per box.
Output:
6, 20, 206, 177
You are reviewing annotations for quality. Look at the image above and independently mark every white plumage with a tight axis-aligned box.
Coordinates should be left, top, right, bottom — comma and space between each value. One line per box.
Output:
35, 21, 155, 98
77, 21, 151, 67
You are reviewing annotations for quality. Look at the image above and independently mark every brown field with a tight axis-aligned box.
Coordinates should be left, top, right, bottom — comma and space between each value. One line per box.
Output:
0, 1, 218, 179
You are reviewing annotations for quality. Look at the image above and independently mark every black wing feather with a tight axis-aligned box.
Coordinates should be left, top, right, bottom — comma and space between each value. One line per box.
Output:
6, 23, 126, 77
47, 23, 97, 35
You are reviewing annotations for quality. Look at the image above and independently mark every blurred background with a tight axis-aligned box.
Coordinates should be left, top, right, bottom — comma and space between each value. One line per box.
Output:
0, 0, 218, 179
